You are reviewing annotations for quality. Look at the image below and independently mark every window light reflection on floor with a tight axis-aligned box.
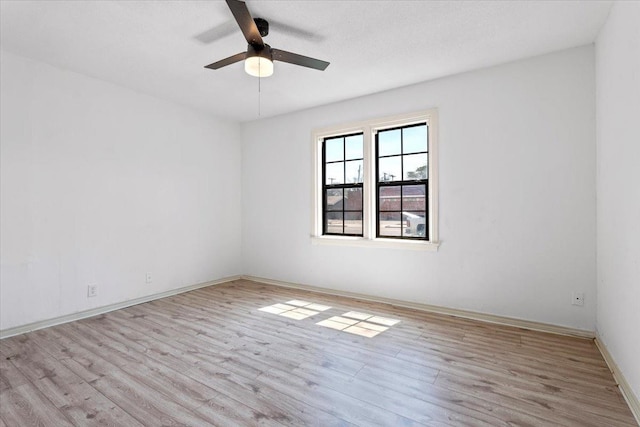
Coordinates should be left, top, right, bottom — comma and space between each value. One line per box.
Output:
258, 300, 332, 320
258, 302, 400, 338
317, 311, 400, 337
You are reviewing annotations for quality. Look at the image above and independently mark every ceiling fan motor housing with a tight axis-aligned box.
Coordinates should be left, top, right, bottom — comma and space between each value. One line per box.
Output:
248, 43, 272, 58
254, 18, 269, 38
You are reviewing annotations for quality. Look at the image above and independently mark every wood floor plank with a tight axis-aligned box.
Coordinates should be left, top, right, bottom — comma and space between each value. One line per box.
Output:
0, 279, 636, 427
254, 367, 427, 426
418, 333, 624, 406
434, 371, 637, 427
402, 334, 624, 404
0, 382, 74, 427
193, 392, 292, 427
87, 371, 210, 426
1, 333, 142, 427
290, 361, 505, 427
186, 359, 355, 426
355, 365, 558, 427
0, 358, 29, 391
30, 327, 117, 383
78, 319, 234, 410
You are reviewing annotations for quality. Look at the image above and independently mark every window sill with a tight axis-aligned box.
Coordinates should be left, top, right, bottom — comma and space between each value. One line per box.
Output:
311, 235, 440, 251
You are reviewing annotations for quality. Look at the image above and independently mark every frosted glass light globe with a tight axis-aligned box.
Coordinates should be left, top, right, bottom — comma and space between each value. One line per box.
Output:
245, 56, 273, 77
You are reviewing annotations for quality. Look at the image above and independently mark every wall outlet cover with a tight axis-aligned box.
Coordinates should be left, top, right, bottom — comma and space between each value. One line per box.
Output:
572, 292, 584, 306
87, 284, 98, 298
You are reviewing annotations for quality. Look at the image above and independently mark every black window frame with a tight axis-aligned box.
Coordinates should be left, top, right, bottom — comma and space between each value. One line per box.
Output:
375, 122, 429, 240
322, 132, 364, 236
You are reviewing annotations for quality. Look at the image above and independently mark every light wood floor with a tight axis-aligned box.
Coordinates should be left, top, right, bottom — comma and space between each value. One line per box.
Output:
1, 279, 636, 426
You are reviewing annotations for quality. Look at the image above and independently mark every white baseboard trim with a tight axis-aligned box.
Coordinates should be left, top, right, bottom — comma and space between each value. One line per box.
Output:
595, 335, 640, 425
241, 275, 595, 339
0, 275, 241, 340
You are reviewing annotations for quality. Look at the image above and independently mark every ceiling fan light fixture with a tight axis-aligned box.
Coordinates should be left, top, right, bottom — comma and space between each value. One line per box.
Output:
245, 55, 273, 77
245, 44, 273, 77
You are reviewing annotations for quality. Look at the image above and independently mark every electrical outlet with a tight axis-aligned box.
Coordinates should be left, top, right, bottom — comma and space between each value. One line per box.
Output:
87, 284, 98, 298
145, 272, 152, 284
572, 292, 584, 306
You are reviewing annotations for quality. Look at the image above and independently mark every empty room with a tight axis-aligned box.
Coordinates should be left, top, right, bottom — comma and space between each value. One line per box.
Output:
1, 0, 638, 425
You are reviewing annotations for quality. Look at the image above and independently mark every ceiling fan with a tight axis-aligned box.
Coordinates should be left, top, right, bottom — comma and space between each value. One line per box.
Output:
204, 0, 330, 78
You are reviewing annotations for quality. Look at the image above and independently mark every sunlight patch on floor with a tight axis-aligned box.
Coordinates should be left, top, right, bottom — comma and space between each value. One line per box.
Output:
259, 300, 332, 320
317, 312, 401, 337
259, 301, 400, 337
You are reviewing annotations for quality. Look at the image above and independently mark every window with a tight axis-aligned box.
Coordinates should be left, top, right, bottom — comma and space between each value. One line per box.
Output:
377, 123, 428, 239
312, 110, 439, 250
323, 133, 364, 236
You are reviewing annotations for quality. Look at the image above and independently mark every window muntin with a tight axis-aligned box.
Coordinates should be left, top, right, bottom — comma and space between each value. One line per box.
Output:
322, 133, 364, 236
376, 123, 428, 239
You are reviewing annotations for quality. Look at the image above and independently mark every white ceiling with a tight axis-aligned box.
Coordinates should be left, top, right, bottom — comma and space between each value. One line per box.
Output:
1, 0, 612, 122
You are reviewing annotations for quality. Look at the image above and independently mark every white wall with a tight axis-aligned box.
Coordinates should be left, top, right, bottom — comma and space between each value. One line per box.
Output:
242, 46, 597, 331
0, 51, 242, 331
595, 2, 640, 400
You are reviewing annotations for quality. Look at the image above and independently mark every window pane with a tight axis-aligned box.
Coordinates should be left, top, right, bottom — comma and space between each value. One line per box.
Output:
379, 156, 401, 182
345, 160, 363, 184
344, 187, 363, 211
325, 212, 343, 234
344, 211, 363, 235
403, 211, 427, 238
403, 153, 428, 180
403, 124, 428, 154
402, 185, 426, 211
325, 162, 344, 185
378, 129, 401, 156
325, 137, 343, 162
345, 134, 363, 160
326, 188, 343, 211
379, 186, 401, 211
379, 212, 402, 237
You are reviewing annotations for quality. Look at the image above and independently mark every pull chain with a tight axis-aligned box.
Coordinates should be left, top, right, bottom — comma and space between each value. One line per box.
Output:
258, 75, 261, 117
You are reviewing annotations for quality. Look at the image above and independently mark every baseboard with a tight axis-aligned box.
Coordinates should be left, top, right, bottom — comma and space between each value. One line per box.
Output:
595, 335, 640, 425
242, 275, 595, 339
0, 275, 242, 339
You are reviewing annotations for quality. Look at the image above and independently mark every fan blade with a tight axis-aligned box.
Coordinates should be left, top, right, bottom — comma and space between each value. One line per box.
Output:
226, 0, 263, 48
204, 52, 247, 70
272, 49, 329, 71
194, 20, 238, 44
195, 18, 323, 45
268, 19, 324, 43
